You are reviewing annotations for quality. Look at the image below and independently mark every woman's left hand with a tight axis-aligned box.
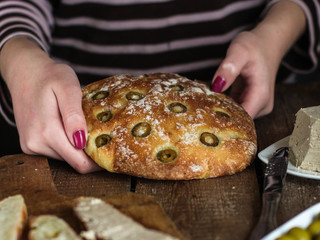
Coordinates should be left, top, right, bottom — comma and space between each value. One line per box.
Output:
212, 1, 306, 119
212, 31, 278, 119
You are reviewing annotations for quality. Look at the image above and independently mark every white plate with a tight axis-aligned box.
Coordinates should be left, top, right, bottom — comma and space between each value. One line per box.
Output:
262, 202, 320, 240
258, 136, 320, 180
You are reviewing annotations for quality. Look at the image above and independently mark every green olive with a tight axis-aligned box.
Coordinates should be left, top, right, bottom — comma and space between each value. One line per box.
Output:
208, 95, 220, 101
169, 84, 184, 91
287, 227, 311, 240
168, 102, 187, 113
131, 122, 151, 138
126, 91, 145, 101
215, 110, 231, 118
307, 220, 320, 236
276, 215, 320, 240
95, 134, 112, 148
200, 132, 219, 147
96, 110, 112, 122
276, 235, 296, 240
157, 149, 177, 163
91, 90, 109, 100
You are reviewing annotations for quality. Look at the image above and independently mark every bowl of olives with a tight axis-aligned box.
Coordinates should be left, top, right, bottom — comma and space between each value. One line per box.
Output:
262, 202, 320, 240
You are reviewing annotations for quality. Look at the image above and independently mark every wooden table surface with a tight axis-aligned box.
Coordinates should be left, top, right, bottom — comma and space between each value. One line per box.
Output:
1, 81, 320, 240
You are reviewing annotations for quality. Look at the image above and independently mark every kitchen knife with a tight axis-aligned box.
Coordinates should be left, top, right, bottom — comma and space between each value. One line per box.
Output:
249, 147, 289, 240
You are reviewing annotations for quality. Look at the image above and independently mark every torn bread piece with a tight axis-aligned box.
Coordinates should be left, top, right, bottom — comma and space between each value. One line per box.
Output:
28, 215, 81, 240
74, 197, 179, 240
0, 194, 27, 240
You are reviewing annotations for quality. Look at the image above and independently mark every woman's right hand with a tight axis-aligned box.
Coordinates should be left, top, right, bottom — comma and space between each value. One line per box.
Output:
0, 36, 101, 173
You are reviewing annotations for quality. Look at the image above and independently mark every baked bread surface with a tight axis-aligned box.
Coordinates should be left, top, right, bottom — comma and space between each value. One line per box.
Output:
82, 73, 257, 180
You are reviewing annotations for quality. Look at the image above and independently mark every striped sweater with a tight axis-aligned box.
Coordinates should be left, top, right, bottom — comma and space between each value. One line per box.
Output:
0, 0, 319, 126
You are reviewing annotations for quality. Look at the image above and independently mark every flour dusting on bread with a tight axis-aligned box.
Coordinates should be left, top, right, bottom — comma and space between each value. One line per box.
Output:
82, 73, 257, 180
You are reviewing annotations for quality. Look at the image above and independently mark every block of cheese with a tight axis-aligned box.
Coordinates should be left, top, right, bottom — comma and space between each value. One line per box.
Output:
289, 105, 320, 171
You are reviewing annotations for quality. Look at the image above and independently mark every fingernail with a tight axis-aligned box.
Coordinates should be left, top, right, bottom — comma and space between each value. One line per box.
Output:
73, 130, 86, 149
212, 76, 226, 93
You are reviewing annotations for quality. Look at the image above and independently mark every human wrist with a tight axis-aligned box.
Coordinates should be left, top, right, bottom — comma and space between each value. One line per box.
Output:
251, 1, 306, 63
0, 36, 53, 90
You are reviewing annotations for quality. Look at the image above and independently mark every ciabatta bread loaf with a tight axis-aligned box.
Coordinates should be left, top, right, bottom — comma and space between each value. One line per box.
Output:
82, 73, 257, 180
28, 215, 81, 240
0, 194, 27, 240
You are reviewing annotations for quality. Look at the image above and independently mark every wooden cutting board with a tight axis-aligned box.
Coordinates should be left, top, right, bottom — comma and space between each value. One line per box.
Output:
0, 154, 184, 239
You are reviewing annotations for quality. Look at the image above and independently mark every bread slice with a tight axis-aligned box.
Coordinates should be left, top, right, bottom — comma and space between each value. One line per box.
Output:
28, 215, 81, 240
74, 197, 179, 240
0, 194, 27, 240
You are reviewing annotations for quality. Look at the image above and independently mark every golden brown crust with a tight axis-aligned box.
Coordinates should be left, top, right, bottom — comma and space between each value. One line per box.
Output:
82, 73, 257, 180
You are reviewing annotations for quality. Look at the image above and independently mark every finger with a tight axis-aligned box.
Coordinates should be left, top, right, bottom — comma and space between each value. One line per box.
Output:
47, 119, 102, 173
54, 75, 87, 150
243, 99, 274, 119
212, 43, 249, 93
55, 144, 102, 174
20, 118, 100, 173
54, 139, 102, 173
234, 83, 273, 119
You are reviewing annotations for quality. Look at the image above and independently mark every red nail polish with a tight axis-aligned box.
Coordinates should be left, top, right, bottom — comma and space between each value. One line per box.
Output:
73, 130, 86, 149
212, 76, 226, 93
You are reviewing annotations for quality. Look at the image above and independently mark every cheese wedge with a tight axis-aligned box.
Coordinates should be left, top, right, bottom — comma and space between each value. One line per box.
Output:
289, 105, 320, 171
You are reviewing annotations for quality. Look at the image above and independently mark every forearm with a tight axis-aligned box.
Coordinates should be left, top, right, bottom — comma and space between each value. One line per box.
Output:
0, 36, 54, 93
252, 1, 306, 64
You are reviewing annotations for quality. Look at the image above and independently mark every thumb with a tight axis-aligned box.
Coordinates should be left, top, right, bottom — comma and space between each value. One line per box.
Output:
55, 76, 87, 150
211, 44, 249, 93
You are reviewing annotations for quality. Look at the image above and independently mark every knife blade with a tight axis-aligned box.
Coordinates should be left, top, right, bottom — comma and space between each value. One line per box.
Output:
249, 147, 289, 240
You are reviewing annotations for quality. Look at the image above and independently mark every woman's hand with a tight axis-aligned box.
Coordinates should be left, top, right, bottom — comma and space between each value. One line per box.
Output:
212, 1, 306, 119
0, 36, 101, 173
212, 31, 278, 119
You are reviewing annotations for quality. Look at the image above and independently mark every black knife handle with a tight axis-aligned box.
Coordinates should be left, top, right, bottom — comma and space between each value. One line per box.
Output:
249, 192, 281, 240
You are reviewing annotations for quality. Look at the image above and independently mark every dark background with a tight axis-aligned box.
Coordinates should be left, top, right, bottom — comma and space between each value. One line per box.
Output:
0, 114, 21, 156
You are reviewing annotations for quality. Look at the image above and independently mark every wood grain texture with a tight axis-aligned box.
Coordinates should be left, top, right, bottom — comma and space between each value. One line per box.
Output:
48, 159, 131, 197
0, 154, 185, 239
134, 166, 261, 240
0, 154, 77, 233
